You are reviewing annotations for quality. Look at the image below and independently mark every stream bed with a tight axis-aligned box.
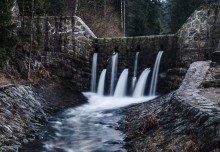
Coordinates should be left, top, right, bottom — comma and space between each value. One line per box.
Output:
20, 93, 154, 152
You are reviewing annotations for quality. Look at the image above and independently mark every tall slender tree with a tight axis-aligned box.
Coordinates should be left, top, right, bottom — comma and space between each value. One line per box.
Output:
0, 0, 19, 66
28, 0, 34, 79
169, 0, 205, 33
126, 0, 162, 36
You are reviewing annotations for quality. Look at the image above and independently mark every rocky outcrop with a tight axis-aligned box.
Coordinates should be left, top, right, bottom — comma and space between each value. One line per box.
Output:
0, 85, 46, 152
0, 80, 87, 151
120, 61, 220, 152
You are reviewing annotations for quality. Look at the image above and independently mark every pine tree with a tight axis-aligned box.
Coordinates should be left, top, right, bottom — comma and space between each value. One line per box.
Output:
169, 0, 205, 33
126, 0, 162, 36
45, 0, 67, 16
0, 0, 20, 66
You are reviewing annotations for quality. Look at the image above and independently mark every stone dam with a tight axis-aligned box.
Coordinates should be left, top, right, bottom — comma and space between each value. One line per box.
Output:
0, 2, 220, 152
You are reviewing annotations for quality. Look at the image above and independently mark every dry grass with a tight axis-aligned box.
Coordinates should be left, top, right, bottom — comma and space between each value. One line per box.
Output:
136, 127, 164, 152
165, 140, 177, 152
0, 73, 11, 86
28, 68, 51, 84
217, 102, 220, 107
141, 116, 159, 134
81, 6, 123, 37
181, 139, 199, 152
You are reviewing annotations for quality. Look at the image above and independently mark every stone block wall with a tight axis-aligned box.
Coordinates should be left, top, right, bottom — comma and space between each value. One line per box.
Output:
177, 3, 220, 67
21, 16, 96, 91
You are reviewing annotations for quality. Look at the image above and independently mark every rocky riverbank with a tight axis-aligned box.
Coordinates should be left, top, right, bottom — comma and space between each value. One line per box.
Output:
119, 61, 220, 152
0, 79, 87, 152
0, 84, 46, 151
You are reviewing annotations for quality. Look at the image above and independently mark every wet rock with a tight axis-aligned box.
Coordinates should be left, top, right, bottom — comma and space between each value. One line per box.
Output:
0, 85, 46, 151
120, 61, 220, 152
212, 51, 220, 62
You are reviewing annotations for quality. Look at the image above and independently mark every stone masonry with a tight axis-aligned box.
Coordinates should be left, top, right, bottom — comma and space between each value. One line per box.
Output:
120, 61, 220, 151
94, 3, 220, 94
21, 16, 96, 91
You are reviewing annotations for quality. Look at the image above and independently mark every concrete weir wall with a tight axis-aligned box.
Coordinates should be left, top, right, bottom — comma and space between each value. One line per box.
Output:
94, 35, 178, 94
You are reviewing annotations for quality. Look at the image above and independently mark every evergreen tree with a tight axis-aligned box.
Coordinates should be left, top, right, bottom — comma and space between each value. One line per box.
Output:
169, 0, 205, 33
0, 0, 20, 66
45, 0, 67, 16
160, 0, 172, 34
126, 0, 162, 36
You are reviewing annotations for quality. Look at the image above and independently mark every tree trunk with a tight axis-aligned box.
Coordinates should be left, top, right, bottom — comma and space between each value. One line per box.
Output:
22, 0, 24, 32
28, 0, 34, 79
74, 0, 79, 16
123, 0, 126, 36
94, 0, 97, 17
104, 0, 107, 17
121, 0, 123, 32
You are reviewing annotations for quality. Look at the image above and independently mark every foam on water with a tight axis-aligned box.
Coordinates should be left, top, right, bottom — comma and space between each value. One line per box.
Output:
82, 92, 155, 112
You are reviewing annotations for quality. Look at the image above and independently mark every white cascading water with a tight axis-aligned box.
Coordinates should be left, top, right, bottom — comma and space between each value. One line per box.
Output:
97, 69, 107, 96
133, 68, 151, 97
110, 53, 118, 95
22, 50, 165, 152
90, 53, 98, 92
149, 51, 164, 96
132, 52, 140, 90
114, 69, 128, 97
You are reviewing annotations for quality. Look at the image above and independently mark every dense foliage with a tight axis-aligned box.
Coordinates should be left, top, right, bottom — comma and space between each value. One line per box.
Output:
16, 0, 206, 36
126, 0, 162, 36
0, 0, 20, 66
125, 0, 205, 36
168, 0, 205, 33
44, 0, 67, 16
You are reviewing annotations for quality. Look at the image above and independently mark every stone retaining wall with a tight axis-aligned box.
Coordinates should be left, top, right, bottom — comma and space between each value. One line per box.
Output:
177, 3, 220, 67
0, 85, 45, 151
21, 16, 96, 91
120, 61, 220, 152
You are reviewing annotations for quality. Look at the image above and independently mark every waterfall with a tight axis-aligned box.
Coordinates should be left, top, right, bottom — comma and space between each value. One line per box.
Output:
91, 53, 98, 92
132, 52, 140, 89
133, 68, 151, 97
97, 69, 107, 96
149, 51, 164, 96
110, 53, 118, 95
114, 69, 128, 97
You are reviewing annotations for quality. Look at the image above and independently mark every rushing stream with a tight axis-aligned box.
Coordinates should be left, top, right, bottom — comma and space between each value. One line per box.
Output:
20, 94, 154, 152
20, 51, 162, 151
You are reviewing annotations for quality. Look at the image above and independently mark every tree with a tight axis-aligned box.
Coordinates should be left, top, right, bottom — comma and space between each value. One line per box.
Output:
28, 0, 34, 79
74, 0, 79, 16
169, 0, 205, 33
45, 0, 67, 16
160, 0, 172, 34
0, 0, 20, 67
126, 0, 162, 36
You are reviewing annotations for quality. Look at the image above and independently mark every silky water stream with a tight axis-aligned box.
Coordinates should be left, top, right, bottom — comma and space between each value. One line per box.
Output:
20, 94, 154, 152
20, 51, 163, 152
